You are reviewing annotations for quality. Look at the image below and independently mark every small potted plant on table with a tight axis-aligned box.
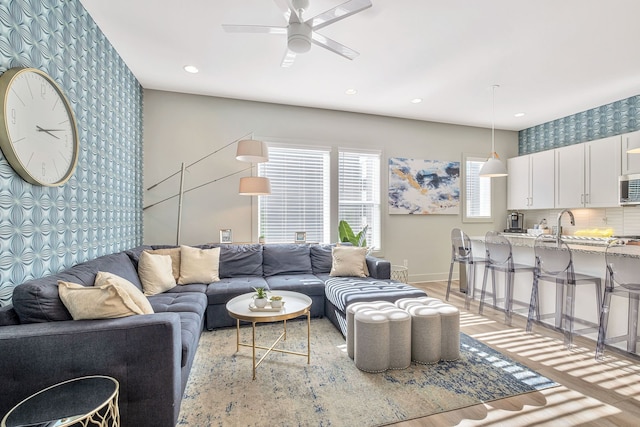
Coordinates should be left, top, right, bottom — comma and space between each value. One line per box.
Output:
252, 287, 268, 308
270, 295, 283, 309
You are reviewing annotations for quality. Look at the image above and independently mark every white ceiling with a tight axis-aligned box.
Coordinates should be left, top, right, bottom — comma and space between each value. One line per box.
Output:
79, 0, 640, 131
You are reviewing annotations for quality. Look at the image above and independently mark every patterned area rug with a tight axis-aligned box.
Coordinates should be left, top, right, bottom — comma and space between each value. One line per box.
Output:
178, 318, 557, 427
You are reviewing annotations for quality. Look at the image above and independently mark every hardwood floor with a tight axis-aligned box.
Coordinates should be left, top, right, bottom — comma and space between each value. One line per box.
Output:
388, 281, 640, 427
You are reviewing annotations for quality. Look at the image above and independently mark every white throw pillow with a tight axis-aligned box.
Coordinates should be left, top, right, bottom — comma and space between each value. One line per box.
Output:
139, 251, 177, 296
58, 272, 154, 320
178, 245, 221, 284
147, 247, 181, 282
329, 246, 369, 277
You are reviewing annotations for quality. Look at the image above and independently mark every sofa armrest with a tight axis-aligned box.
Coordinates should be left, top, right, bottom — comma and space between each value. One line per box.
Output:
0, 313, 182, 427
366, 255, 391, 279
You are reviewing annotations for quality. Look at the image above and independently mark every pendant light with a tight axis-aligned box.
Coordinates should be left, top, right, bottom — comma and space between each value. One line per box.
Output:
479, 85, 508, 177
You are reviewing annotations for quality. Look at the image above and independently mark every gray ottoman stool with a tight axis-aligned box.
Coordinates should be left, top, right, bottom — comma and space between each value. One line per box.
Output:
395, 297, 460, 363
346, 301, 396, 359
349, 302, 412, 372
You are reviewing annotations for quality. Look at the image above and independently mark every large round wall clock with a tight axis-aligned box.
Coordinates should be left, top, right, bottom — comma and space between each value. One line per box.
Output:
0, 67, 79, 186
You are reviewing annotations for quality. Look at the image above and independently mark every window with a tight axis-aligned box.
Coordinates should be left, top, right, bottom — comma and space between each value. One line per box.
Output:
338, 149, 381, 249
463, 155, 492, 222
258, 145, 330, 243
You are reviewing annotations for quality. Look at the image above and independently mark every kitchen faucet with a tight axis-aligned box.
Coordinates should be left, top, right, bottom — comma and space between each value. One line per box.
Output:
556, 209, 575, 238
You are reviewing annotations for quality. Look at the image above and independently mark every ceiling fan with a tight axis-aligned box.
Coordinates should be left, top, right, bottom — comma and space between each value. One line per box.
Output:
222, 0, 372, 67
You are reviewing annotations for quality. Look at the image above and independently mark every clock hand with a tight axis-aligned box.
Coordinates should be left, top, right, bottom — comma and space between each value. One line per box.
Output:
36, 125, 61, 139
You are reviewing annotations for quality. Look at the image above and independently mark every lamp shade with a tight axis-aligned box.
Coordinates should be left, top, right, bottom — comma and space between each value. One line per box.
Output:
239, 176, 271, 195
236, 139, 269, 163
479, 154, 508, 177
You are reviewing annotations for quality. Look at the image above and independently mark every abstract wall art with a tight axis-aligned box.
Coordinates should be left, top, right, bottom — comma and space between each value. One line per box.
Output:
388, 157, 460, 215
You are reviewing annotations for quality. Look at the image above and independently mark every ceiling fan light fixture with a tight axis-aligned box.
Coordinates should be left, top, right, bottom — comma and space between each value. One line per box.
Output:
288, 23, 312, 53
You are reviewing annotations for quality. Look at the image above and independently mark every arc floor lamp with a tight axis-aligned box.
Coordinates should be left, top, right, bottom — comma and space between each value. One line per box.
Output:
144, 133, 271, 244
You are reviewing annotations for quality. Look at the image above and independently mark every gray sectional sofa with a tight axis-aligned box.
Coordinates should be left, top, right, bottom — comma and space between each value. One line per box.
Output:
0, 243, 426, 427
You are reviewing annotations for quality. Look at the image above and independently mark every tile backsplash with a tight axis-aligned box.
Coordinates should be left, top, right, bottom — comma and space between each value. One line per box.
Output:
516, 207, 640, 237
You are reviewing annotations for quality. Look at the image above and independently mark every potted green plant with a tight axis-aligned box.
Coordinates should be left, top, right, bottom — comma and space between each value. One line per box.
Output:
259, 235, 265, 244
252, 287, 268, 308
270, 294, 283, 308
338, 220, 369, 247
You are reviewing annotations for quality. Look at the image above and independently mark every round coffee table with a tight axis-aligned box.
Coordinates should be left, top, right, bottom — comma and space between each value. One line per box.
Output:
1, 375, 119, 427
226, 290, 312, 379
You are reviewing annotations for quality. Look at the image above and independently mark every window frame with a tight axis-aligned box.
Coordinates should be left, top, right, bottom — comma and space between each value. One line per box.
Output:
338, 147, 382, 251
462, 153, 494, 223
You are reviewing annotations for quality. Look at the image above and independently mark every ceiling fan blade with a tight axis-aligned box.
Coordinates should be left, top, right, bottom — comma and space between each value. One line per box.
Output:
222, 24, 287, 34
281, 49, 297, 68
306, 0, 372, 31
311, 32, 359, 60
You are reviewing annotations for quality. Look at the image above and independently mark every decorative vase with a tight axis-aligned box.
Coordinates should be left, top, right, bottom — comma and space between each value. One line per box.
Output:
254, 297, 268, 308
270, 299, 282, 308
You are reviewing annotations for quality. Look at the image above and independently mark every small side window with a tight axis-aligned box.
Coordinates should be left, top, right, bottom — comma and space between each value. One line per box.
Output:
463, 154, 492, 222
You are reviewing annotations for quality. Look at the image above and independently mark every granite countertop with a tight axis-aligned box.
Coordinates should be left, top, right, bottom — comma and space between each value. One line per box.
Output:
470, 233, 613, 255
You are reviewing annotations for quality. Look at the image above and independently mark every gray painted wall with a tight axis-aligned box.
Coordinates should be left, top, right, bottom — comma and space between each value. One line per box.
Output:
143, 90, 518, 282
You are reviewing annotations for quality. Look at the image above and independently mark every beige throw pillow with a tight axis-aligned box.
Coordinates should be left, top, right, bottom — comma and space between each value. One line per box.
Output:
178, 245, 221, 284
138, 251, 177, 296
329, 246, 369, 277
146, 248, 181, 282
58, 272, 154, 320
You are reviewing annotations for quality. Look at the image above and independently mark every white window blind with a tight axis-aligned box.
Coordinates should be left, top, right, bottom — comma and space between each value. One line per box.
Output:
464, 156, 492, 221
258, 145, 330, 243
338, 149, 381, 249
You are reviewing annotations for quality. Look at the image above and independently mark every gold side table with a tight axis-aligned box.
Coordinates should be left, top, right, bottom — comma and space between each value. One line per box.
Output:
1, 375, 119, 427
226, 290, 312, 380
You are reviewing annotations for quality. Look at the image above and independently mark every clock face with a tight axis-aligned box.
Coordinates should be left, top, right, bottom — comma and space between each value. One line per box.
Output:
0, 68, 79, 186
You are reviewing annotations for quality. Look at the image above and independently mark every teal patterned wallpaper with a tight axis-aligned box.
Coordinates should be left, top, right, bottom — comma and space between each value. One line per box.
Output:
0, 0, 143, 306
519, 95, 640, 154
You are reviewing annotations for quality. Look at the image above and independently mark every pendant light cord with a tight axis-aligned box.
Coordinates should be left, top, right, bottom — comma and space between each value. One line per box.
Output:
491, 84, 499, 156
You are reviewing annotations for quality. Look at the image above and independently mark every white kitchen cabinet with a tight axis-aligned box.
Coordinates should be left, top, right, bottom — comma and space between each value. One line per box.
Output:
507, 150, 555, 210
621, 130, 640, 174
555, 135, 621, 208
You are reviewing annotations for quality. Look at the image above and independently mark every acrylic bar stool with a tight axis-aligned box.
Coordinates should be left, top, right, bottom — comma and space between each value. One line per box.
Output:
479, 231, 534, 326
526, 235, 602, 349
446, 228, 486, 309
596, 239, 640, 360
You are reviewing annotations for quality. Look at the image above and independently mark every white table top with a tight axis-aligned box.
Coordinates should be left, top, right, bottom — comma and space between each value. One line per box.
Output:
226, 290, 312, 323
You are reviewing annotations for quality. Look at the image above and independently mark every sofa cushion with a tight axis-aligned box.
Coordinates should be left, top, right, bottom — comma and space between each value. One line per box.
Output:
324, 277, 428, 313
164, 283, 208, 294
124, 244, 154, 269
139, 252, 177, 296
264, 274, 325, 296
58, 273, 154, 320
178, 246, 220, 284
310, 244, 334, 274
219, 244, 263, 278
147, 292, 207, 316
12, 252, 141, 324
263, 244, 312, 276
330, 246, 369, 277
206, 276, 269, 305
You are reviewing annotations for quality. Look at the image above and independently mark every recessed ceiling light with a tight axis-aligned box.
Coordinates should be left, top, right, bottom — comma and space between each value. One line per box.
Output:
345, 88, 357, 95
514, 112, 526, 118
183, 65, 199, 74
411, 98, 423, 104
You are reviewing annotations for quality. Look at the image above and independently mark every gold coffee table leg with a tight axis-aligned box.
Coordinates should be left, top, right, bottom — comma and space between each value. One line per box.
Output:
307, 311, 311, 364
252, 321, 257, 380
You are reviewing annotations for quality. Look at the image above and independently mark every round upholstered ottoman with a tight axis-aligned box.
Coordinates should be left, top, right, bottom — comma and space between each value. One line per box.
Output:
354, 310, 390, 372
384, 308, 412, 370
351, 304, 412, 373
346, 301, 396, 360
395, 297, 460, 363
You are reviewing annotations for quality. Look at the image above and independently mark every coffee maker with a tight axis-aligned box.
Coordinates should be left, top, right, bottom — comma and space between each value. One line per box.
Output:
504, 211, 525, 233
